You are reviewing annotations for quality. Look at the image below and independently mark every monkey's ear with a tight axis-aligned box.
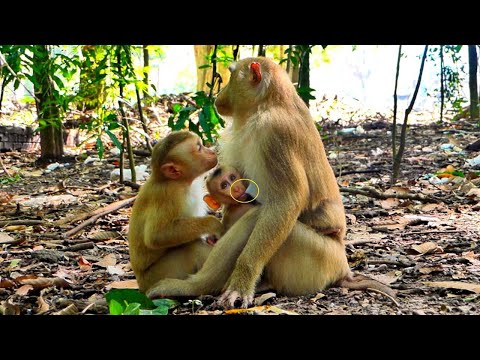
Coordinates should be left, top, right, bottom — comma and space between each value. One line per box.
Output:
250, 62, 262, 84
160, 162, 182, 180
203, 194, 221, 210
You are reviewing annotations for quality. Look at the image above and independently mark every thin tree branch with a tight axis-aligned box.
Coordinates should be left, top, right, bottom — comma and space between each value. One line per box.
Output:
340, 185, 440, 203
392, 45, 402, 160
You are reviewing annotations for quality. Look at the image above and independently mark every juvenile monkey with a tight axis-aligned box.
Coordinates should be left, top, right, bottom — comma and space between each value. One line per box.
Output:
128, 131, 224, 293
147, 58, 395, 306
203, 165, 256, 236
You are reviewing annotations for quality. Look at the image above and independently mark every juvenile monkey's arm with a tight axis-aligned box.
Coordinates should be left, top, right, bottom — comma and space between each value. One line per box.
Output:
145, 216, 224, 249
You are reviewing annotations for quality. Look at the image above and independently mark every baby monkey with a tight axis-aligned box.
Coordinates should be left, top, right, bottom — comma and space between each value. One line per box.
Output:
203, 165, 257, 245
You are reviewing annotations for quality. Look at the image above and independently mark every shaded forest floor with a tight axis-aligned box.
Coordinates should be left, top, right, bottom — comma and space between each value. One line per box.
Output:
1, 97, 480, 315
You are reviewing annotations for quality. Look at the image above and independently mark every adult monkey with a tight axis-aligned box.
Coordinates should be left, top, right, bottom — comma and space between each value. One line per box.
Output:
147, 57, 372, 307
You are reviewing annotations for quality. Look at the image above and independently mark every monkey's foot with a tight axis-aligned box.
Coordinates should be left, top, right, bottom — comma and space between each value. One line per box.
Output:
146, 278, 187, 299
218, 289, 254, 309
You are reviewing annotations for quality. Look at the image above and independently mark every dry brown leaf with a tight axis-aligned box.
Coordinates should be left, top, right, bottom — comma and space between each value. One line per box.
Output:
254, 292, 276, 306
369, 271, 402, 285
89, 231, 121, 241
106, 265, 125, 276
4, 225, 27, 231
224, 305, 297, 315
462, 251, 480, 266
0, 232, 15, 244
0, 299, 20, 315
17, 276, 70, 290
309, 292, 326, 303
419, 203, 444, 212
20, 194, 77, 208
16, 285, 33, 296
385, 186, 410, 194
36, 296, 50, 314
424, 281, 480, 294
345, 213, 357, 224
0, 279, 15, 289
419, 266, 444, 274
95, 253, 116, 268
466, 188, 480, 198
379, 198, 400, 210
346, 232, 387, 242
106, 279, 138, 290
0, 191, 13, 204
78, 256, 92, 271
411, 242, 440, 255
372, 223, 407, 232
53, 303, 79, 315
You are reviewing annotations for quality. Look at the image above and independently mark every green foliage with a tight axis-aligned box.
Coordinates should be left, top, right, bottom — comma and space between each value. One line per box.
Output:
280, 45, 316, 101
0, 173, 21, 185
105, 289, 178, 315
427, 45, 467, 114
168, 91, 224, 143
167, 46, 228, 143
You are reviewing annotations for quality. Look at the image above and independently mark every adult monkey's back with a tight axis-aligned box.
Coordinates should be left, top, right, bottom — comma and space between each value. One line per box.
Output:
147, 57, 352, 307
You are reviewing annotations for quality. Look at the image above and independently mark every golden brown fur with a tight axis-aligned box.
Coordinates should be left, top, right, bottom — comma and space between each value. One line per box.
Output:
128, 131, 224, 292
146, 58, 352, 306
205, 165, 255, 230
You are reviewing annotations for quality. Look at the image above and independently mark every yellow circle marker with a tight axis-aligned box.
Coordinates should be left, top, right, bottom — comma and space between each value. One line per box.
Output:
229, 178, 259, 204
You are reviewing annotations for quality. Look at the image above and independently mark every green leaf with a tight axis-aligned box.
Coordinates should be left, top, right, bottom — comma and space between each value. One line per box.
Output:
152, 299, 179, 308
123, 303, 141, 315
451, 170, 465, 177
174, 109, 191, 131
198, 108, 213, 142
96, 137, 104, 159
109, 299, 125, 315
168, 115, 175, 129
172, 103, 183, 114
198, 64, 210, 69
105, 129, 123, 150
105, 289, 155, 309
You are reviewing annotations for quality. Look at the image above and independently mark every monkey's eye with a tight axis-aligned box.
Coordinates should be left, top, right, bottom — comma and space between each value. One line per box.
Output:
197, 143, 202, 151
230, 174, 236, 181
221, 182, 228, 189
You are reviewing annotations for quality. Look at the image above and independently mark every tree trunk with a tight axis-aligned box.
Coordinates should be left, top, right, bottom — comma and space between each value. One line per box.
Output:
32, 45, 64, 161
142, 45, 150, 97
298, 48, 311, 107
439, 45, 445, 122
468, 45, 479, 120
392, 45, 428, 183
392, 45, 402, 160
257, 45, 266, 57
194, 45, 231, 93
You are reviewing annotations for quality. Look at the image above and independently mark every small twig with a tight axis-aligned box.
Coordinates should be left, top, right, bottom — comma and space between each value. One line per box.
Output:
336, 169, 382, 177
122, 180, 141, 190
402, 229, 473, 235
65, 241, 94, 252
367, 287, 401, 307
366, 259, 413, 267
340, 185, 440, 203
63, 196, 136, 238
0, 220, 44, 227
57, 196, 136, 226
345, 238, 384, 246
0, 155, 11, 177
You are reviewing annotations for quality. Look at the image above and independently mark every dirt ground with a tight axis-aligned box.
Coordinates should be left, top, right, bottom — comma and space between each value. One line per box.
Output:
1, 99, 479, 315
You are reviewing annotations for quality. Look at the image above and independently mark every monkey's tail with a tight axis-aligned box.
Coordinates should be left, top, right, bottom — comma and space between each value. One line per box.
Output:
338, 274, 398, 300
